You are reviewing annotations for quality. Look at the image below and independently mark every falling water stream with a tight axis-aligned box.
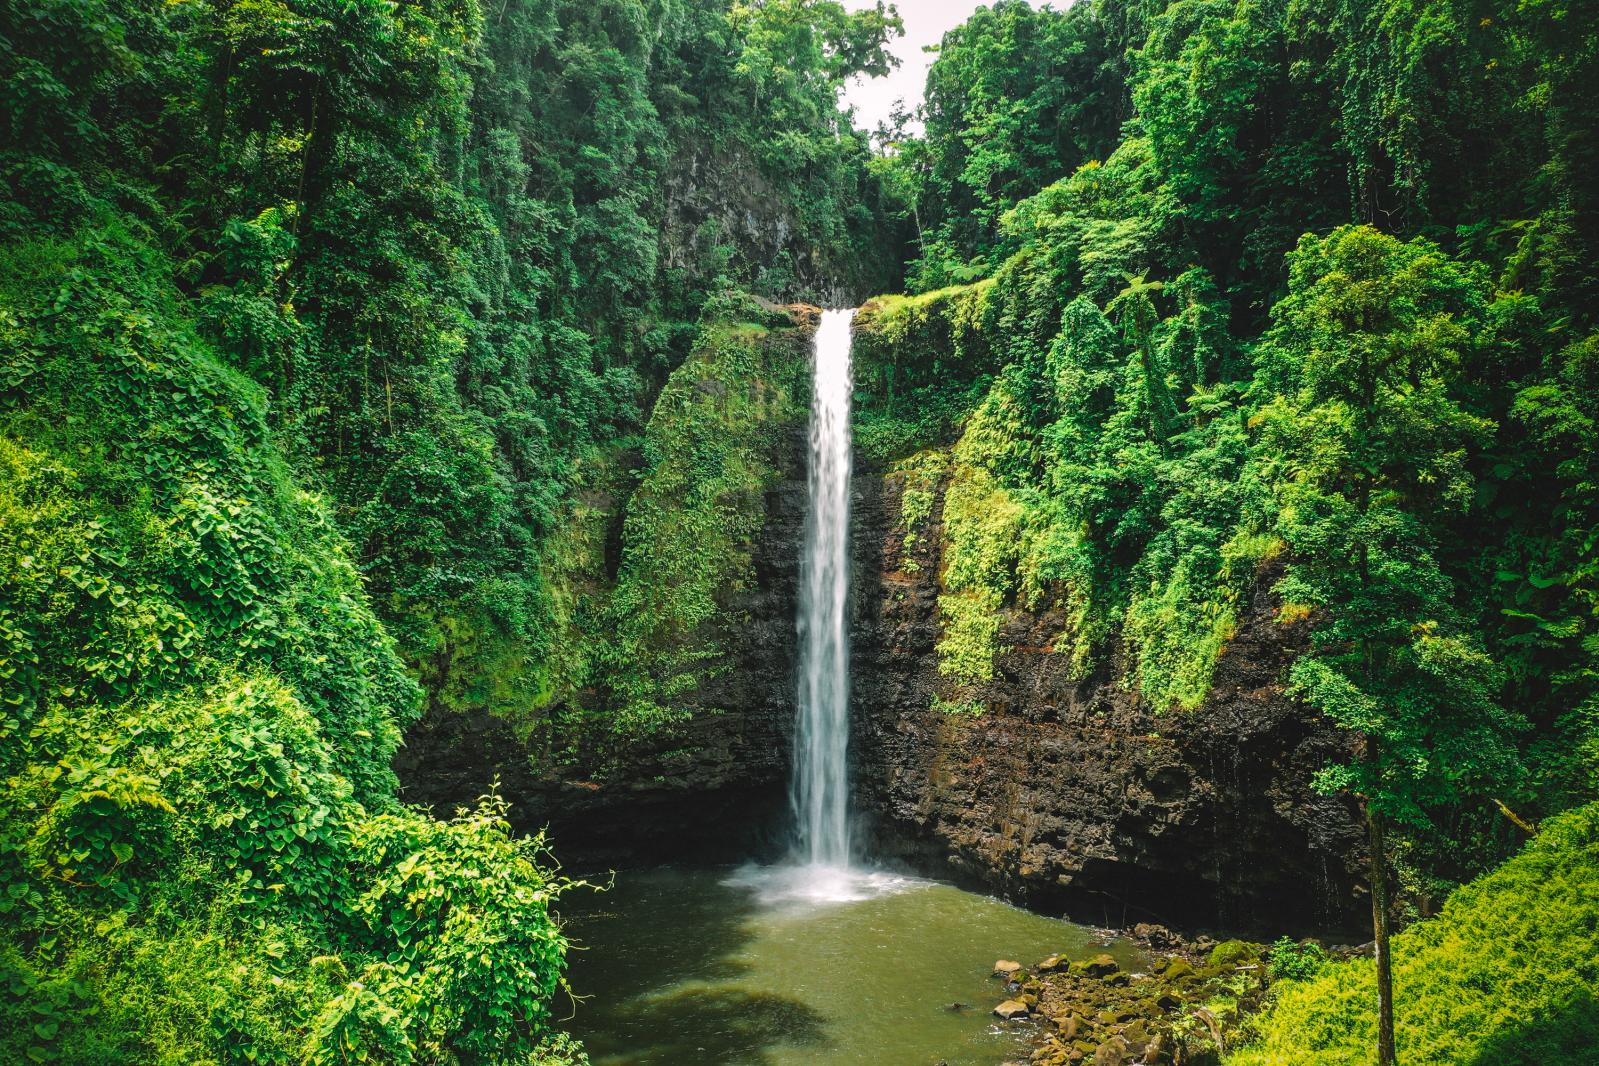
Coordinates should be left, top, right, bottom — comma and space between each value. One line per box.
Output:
792, 307, 857, 873
563, 310, 1141, 1064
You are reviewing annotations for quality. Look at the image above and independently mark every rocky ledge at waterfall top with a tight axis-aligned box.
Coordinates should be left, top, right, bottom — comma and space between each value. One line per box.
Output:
851, 459, 1368, 934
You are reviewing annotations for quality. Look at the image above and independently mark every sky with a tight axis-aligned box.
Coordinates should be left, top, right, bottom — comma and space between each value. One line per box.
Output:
842, 1, 987, 137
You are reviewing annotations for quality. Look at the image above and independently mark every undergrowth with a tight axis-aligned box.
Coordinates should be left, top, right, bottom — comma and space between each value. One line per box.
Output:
1231, 803, 1599, 1065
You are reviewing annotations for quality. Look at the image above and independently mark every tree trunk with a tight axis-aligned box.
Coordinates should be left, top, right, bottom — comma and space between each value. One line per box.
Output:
1366, 802, 1397, 1065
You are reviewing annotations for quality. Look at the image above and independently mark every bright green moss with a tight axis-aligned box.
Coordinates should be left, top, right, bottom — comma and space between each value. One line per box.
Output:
889, 448, 950, 572
930, 695, 985, 717
1124, 531, 1279, 711
0, 229, 581, 1065
853, 280, 1000, 463
1230, 803, 1599, 1065
936, 446, 1025, 685
603, 316, 810, 730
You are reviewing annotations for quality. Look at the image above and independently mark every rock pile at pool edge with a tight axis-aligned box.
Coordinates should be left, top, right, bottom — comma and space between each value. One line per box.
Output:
990, 930, 1273, 1065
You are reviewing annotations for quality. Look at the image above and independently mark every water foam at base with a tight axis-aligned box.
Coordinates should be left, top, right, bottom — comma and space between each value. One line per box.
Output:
723, 862, 927, 908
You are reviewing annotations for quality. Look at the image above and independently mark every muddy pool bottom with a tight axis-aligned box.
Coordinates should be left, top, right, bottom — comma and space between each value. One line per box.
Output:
561, 865, 1143, 1065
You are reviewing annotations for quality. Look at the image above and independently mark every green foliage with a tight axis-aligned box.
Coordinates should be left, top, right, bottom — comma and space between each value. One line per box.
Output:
1258, 226, 1523, 827
601, 318, 809, 732
878, 0, 1132, 287
1267, 938, 1329, 983
0, 228, 414, 798
853, 0, 1599, 871
936, 391, 1028, 684
412, 294, 816, 766
340, 796, 580, 1064
1232, 803, 1599, 1065
888, 449, 950, 571
858, 143, 1260, 706
0, 225, 584, 1062
0, 0, 909, 775
929, 695, 985, 718
852, 281, 998, 463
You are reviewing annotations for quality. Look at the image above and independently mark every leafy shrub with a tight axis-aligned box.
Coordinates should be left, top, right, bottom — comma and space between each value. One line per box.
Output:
853, 281, 999, 463
0, 229, 583, 1064
1267, 938, 1329, 983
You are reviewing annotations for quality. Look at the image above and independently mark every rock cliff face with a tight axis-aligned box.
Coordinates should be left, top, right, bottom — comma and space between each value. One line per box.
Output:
658, 147, 898, 306
398, 313, 1366, 931
850, 460, 1368, 934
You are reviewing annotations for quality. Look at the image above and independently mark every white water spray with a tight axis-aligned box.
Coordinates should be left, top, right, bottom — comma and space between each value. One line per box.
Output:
792, 308, 856, 871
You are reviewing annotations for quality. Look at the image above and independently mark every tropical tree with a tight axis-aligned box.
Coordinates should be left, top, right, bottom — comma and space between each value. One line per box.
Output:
1256, 226, 1526, 1064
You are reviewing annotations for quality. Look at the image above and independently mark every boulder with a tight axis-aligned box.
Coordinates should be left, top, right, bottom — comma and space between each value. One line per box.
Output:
1161, 957, 1195, 981
1092, 1036, 1132, 1066
1083, 954, 1120, 978
1133, 923, 1178, 949
994, 999, 1032, 1020
1208, 940, 1257, 969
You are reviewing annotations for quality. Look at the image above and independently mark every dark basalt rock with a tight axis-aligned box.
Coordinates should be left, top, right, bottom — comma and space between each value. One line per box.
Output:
658, 147, 894, 307
849, 456, 1367, 934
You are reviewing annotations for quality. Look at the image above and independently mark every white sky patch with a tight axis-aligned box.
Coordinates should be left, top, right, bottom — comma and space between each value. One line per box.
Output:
842, 0, 987, 137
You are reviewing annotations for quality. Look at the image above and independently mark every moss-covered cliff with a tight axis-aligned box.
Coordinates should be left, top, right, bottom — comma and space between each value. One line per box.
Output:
850, 451, 1365, 931
396, 300, 818, 864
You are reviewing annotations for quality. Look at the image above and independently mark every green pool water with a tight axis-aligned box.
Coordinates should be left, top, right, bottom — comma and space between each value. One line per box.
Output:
561, 865, 1143, 1066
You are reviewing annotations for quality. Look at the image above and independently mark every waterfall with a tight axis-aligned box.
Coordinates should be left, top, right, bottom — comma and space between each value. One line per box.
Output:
731, 307, 911, 904
792, 308, 856, 869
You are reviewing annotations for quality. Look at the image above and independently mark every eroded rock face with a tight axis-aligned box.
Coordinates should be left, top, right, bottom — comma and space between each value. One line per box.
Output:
849, 460, 1367, 933
398, 322, 1366, 927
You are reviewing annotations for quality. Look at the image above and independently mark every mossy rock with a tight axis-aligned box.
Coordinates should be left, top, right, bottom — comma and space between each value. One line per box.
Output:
1083, 954, 1121, 978
1207, 940, 1258, 970
1159, 957, 1196, 981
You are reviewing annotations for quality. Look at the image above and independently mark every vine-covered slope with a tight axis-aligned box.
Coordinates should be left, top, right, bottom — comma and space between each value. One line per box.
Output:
859, 0, 1599, 888
395, 299, 819, 849
5, 0, 1599, 1060
1, 0, 904, 1060
0, 226, 581, 1065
